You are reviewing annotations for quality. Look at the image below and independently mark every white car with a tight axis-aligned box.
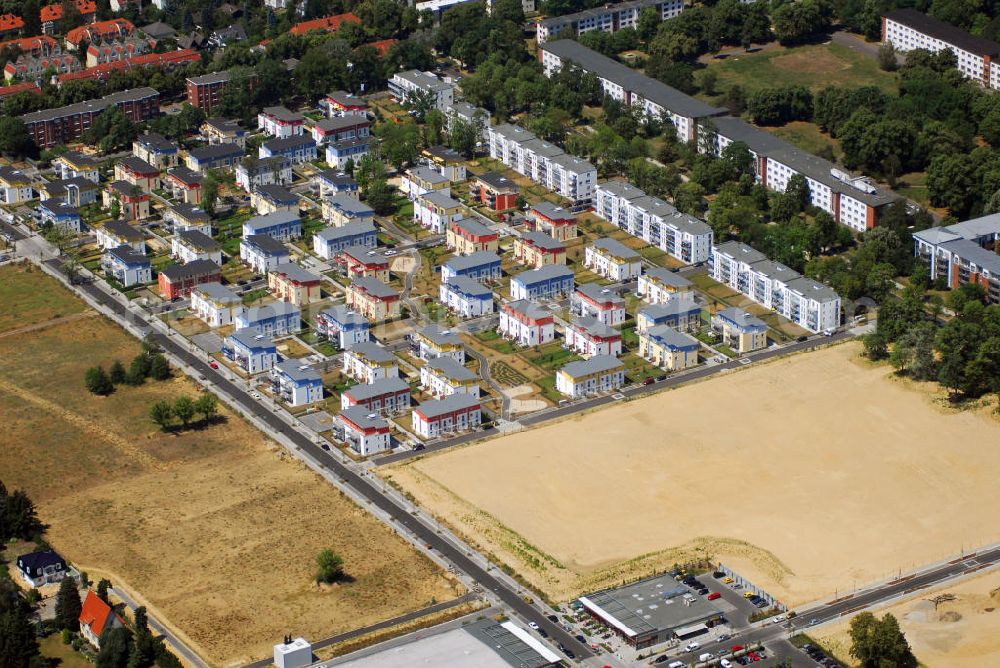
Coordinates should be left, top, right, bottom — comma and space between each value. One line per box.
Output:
528, 621, 539, 630
773, 614, 786, 623
684, 641, 700, 652
720, 659, 733, 668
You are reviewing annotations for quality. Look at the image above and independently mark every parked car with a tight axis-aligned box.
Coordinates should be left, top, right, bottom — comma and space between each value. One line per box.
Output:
723, 577, 734, 584
720, 659, 733, 668
527, 622, 539, 630
707, 592, 722, 600
684, 641, 700, 652
547, 614, 558, 623
575, 635, 586, 643
713, 571, 726, 578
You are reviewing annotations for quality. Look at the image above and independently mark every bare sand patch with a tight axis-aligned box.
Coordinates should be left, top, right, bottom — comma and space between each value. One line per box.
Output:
814, 568, 1000, 668
387, 342, 1000, 605
390, 256, 416, 274
504, 384, 548, 414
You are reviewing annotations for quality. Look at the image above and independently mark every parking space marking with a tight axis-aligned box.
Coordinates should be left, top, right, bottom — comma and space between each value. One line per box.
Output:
738, 358, 752, 365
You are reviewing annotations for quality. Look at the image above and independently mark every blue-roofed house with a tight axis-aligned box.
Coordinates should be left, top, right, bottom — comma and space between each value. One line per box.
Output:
270, 359, 324, 406
313, 220, 377, 259
439, 275, 494, 318
102, 245, 151, 287
441, 251, 501, 284
242, 210, 302, 240
315, 304, 370, 350
38, 200, 82, 234
510, 264, 574, 300
712, 307, 768, 353
637, 299, 701, 333
16, 550, 67, 588
638, 325, 700, 371
223, 329, 278, 373
235, 301, 301, 336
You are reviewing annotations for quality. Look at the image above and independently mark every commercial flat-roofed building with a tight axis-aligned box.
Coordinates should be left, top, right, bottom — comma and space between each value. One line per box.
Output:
536, 0, 684, 43
538, 40, 724, 144
913, 214, 1000, 303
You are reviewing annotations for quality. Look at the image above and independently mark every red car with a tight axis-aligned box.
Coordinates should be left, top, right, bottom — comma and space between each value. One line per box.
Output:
731, 646, 745, 653
707, 592, 722, 600
209, 361, 219, 369
748, 651, 761, 662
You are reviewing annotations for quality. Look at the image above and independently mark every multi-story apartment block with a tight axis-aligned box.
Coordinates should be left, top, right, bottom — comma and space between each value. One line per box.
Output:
223, 329, 278, 374
235, 301, 302, 337
103, 181, 150, 220
420, 356, 479, 399
314, 170, 358, 198
389, 69, 455, 111
413, 324, 465, 363
21, 87, 159, 148
527, 201, 577, 240
401, 165, 451, 200
712, 307, 768, 353
102, 245, 150, 287
555, 355, 625, 398
158, 259, 222, 300
499, 299, 555, 346
133, 132, 178, 170
913, 214, 1000, 303
242, 210, 301, 241
252, 184, 298, 216
565, 317, 623, 358
585, 237, 643, 281
313, 221, 378, 259
0, 166, 32, 204
536, 0, 684, 43
315, 304, 370, 350
883, 9, 1000, 88
572, 283, 626, 326
346, 276, 401, 322
190, 282, 242, 327
321, 90, 369, 117
325, 136, 370, 169
235, 156, 293, 192
447, 217, 499, 255
259, 135, 317, 164
439, 276, 495, 318
337, 407, 391, 456
513, 230, 567, 269
340, 377, 411, 415
470, 171, 519, 212
638, 325, 700, 371
240, 234, 290, 273
201, 117, 245, 146
310, 115, 370, 145
441, 251, 502, 284
321, 193, 375, 227
171, 229, 222, 265
336, 245, 391, 282
53, 151, 100, 183
710, 241, 841, 333
414, 190, 466, 233
343, 342, 399, 384
638, 267, 693, 304
114, 156, 159, 193
96, 219, 144, 253
421, 145, 467, 182
270, 359, 324, 407
186, 143, 244, 173
539, 40, 724, 144
257, 106, 305, 138
268, 263, 322, 305
411, 394, 481, 439
636, 299, 702, 333
510, 264, 575, 301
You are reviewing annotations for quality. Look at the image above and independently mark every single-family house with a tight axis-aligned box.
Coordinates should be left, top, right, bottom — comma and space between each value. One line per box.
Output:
400, 165, 450, 200
166, 202, 211, 235
314, 169, 358, 198
421, 145, 466, 182
259, 134, 317, 164
185, 143, 243, 173
321, 89, 368, 116
235, 156, 293, 192
309, 114, 370, 145
103, 180, 150, 220
53, 151, 100, 183
132, 132, 178, 169
325, 136, 369, 169
257, 106, 305, 138
0, 166, 32, 204
527, 201, 577, 240
16, 550, 67, 588
469, 171, 518, 211
201, 117, 246, 146
38, 201, 81, 234
79, 591, 123, 650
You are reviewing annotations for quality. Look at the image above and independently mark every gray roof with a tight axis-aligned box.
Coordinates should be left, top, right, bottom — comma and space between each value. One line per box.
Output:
166, 166, 202, 186
191, 281, 240, 304
415, 393, 480, 419
450, 216, 494, 238
141, 21, 176, 38
42, 177, 97, 195
639, 300, 701, 320
560, 354, 624, 378
203, 117, 243, 134
350, 276, 399, 299
425, 356, 477, 382
134, 132, 176, 153
424, 145, 464, 162
175, 229, 220, 251
644, 325, 700, 350
349, 341, 397, 364
643, 267, 692, 290
531, 201, 575, 220
579, 573, 722, 638
339, 405, 389, 430
541, 40, 725, 120
343, 376, 409, 402
596, 179, 644, 201
749, 259, 799, 282
540, 0, 667, 30
105, 244, 149, 265
419, 324, 462, 348
229, 328, 276, 350
513, 264, 574, 285
549, 152, 595, 174
244, 210, 300, 233
444, 251, 501, 272
57, 150, 99, 168
242, 234, 289, 255
464, 619, 561, 668
326, 193, 374, 216
315, 170, 357, 188
419, 190, 462, 209
591, 237, 641, 261
262, 134, 316, 153
21, 87, 158, 124
713, 241, 767, 264
101, 219, 144, 242
913, 214, 1000, 246
570, 316, 619, 339
254, 183, 297, 204
476, 171, 519, 191
314, 116, 369, 132
885, 8, 1000, 57
271, 262, 320, 283
576, 282, 624, 305
327, 136, 371, 153
320, 304, 369, 328
187, 70, 230, 85
39, 201, 79, 217
940, 238, 1000, 274
238, 155, 292, 175
188, 143, 244, 162
409, 165, 450, 185
274, 358, 322, 383
340, 245, 389, 264
393, 69, 453, 92
324, 90, 367, 107
504, 299, 551, 320
315, 220, 377, 241
519, 138, 564, 159
785, 276, 841, 302
240, 301, 301, 322
261, 106, 304, 123
520, 230, 565, 251
443, 275, 493, 297
715, 307, 767, 331
160, 259, 220, 281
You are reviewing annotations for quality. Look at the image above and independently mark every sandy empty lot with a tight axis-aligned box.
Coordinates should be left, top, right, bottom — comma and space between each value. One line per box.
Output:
814, 568, 1000, 668
388, 342, 1000, 605
0, 268, 462, 666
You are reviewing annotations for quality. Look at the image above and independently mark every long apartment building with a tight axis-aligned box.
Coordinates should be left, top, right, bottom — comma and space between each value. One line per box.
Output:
882, 9, 1000, 89
537, 0, 685, 44
21, 87, 159, 148
540, 40, 894, 231
593, 181, 713, 264
539, 39, 725, 144
913, 214, 1000, 303
486, 123, 596, 209
709, 241, 841, 333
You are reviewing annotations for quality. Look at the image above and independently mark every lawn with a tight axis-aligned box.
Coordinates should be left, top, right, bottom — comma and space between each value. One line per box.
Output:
0, 269, 463, 666
521, 341, 580, 372
0, 262, 86, 334
704, 42, 898, 96
38, 634, 92, 668
766, 122, 841, 161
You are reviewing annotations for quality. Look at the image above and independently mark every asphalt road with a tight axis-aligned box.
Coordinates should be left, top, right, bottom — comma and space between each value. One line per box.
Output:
43, 255, 594, 662
111, 587, 208, 668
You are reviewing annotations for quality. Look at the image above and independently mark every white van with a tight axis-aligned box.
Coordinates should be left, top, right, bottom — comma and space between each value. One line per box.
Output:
667, 662, 685, 668
698, 653, 713, 662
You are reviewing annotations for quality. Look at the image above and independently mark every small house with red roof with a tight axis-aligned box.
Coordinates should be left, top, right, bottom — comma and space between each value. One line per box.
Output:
65, 18, 134, 48
79, 590, 124, 649
0, 14, 25, 39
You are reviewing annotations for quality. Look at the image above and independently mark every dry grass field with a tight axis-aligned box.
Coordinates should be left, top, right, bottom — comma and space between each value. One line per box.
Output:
814, 568, 1000, 668
0, 262, 86, 334
387, 342, 1000, 607
0, 266, 463, 666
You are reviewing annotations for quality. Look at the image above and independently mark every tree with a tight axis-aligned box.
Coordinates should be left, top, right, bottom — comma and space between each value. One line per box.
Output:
149, 354, 170, 381
128, 606, 160, 668
149, 401, 173, 431
97, 626, 134, 668
315, 549, 344, 583
849, 612, 917, 668
0, 582, 38, 668
865, 262, 897, 304
84, 107, 138, 153
85, 366, 115, 395
0, 117, 36, 160
772, 0, 832, 46
55, 577, 82, 632
172, 396, 196, 428
5, 490, 43, 540
96, 579, 112, 604
109, 360, 127, 385
195, 393, 218, 421
201, 171, 220, 217
878, 41, 898, 71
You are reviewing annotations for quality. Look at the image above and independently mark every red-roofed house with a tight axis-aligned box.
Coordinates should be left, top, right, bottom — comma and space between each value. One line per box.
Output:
41, 1, 97, 34
79, 591, 123, 649
65, 18, 134, 48
0, 35, 58, 57
58, 49, 199, 84
86, 35, 152, 67
4, 45, 79, 81
0, 14, 25, 39
289, 13, 360, 36
0, 81, 41, 106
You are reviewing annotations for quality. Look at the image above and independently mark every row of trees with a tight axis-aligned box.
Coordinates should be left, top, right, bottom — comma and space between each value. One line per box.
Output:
85, 351, 171, 396
149, 393, 219, 431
